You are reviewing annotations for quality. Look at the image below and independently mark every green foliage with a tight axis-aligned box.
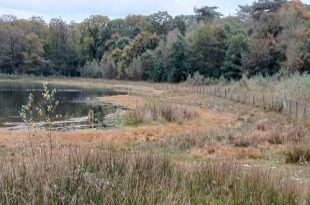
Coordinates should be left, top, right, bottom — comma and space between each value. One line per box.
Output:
150, 59, 165, 82
243, 12, 284, 76
101, 53, 117, 79
250, 0, 287, 20
194, 6, 223, 23
79, 59, 102, 78
186, 71, 210, 85
120, 32, 159, 67
169, 35, 190, 82
140, 50, 155, 80
80, 15, 110, 61
142, 29, 191, 82
126, 57, 143, 80
171, 16, 187, 35
221, 30, 248, 79
1, 1, 310, 81
20, 93, 35, 123
147, 11, 173, 35
188, 24, 226, 78
40, 82, 60, 123
20, 81, 59, 124
45, 18, 78, 75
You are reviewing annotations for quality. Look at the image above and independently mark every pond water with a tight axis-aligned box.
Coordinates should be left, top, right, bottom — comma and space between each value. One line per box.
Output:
0, 81, 125, 127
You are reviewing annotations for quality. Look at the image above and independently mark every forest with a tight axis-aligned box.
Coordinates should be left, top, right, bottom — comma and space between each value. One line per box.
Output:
0, 0, 309, 82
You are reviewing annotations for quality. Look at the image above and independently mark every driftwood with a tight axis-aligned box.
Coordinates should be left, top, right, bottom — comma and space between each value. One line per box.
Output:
5, 117, 90, 131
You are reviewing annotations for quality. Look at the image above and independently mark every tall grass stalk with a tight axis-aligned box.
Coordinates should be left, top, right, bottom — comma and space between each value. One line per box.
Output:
0, 148, 305, 205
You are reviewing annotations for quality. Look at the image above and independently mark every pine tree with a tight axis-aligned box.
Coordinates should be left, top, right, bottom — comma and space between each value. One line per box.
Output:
170, 35, 190, 82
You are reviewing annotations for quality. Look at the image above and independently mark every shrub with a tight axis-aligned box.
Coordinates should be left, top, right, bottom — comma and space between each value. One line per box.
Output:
79, 59, 103, 78
287, 125, 309, 143
234, 136, 252, 147
285, 144, 310, 164
101, 54, 117, 79
166, 130, 209, 149
19, 82, 60, 160
267, 129, 285, 145
126, 57, 143, 80
125, 99, 198, 125
186, 71, 206, 85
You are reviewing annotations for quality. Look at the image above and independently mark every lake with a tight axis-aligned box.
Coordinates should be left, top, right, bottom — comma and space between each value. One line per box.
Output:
0, 81, 125, 128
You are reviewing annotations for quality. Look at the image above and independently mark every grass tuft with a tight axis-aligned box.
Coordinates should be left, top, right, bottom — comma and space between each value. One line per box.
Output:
125, 99, 198, 125
285, 144, 310, 164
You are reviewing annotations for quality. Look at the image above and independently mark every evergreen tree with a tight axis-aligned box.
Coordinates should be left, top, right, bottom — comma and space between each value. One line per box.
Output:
221, 30, 248, 79
169, 35, 190, 82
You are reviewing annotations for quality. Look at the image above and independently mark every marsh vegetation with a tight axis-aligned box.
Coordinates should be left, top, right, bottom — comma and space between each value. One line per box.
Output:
1, 0, 310, 204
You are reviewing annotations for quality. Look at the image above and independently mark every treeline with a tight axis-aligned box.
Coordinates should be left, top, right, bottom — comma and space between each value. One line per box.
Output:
0, 0, 310, 82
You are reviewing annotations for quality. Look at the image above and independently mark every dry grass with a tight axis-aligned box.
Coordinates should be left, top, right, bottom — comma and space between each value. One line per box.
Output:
267, 128, 286, 145
125, 99, 198, 125
234, 131, 266, 148
228, 73, 310, 102
165, 129, 212, 149
98, 95, 145, 109
0, 147, 305, 205
285, 144, 310, 164
286, 125, 309, 143
283, 125, 310, 164
235, 124, 309, 148
234, 136, 254, 147
1, 76, 310, 203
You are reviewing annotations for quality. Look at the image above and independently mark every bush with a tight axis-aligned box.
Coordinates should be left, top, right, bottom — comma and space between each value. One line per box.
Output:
267, 129, 285, 145
234, 136, 252, 147
125, 99, 198, 125
101, 54, 117, 79
285, 144, 310, 164
79, 59, 103, 78
186, 71, 206, 85
287, 125, 309, 143
185, 71, 223, 86
166, 130, 209, 149
126, 57, 143, 80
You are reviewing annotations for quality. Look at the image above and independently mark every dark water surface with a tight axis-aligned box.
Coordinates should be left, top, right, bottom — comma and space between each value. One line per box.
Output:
0, 81, 124, 127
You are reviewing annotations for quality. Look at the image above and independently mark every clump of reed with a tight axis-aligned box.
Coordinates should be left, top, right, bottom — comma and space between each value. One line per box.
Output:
125, 99, 198, 125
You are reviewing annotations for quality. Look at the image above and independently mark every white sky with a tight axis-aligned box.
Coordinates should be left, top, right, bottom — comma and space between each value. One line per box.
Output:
0, 0, 309, 22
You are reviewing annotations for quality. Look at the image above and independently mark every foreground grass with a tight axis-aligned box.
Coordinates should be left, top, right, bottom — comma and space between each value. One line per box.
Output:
0, 148, 307, 205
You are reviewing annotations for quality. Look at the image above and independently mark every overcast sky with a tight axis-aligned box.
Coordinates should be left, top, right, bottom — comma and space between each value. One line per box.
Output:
0, 0, 309, 22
